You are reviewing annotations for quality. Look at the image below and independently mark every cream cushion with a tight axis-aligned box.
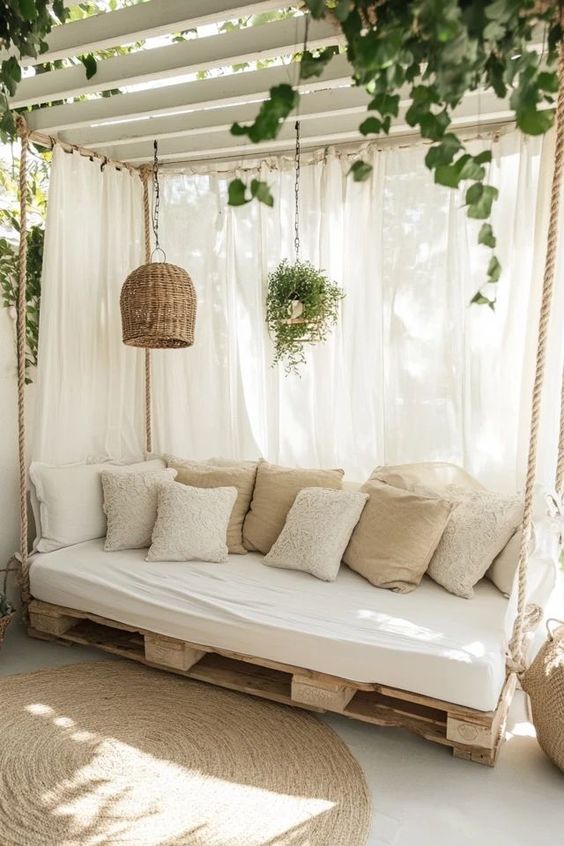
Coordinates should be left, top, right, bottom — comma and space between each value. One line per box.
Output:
168, 461, 257, 554
343, 480, 453, 592
427, 491, 523, 598
29, 458, 165, 553
264, 488, 368, 581
102, 468, 176, 551
487, 528, 526, 596
371, 462, 485, 496
147, 483, 238, 563
243, 460, 344, 553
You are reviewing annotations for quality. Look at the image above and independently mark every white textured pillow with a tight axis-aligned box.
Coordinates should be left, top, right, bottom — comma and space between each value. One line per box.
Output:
264, 487, 368, 582
29, 458, 165, 553
427, 491, 523, 598
102, 468, 176, 551
147, 482, 238, 563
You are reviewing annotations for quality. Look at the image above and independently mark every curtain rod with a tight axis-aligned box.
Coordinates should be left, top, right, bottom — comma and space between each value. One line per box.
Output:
160, 119, 516, 173
28, 129, 141, 176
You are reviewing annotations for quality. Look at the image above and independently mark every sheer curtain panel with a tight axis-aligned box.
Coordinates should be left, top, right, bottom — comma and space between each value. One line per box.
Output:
34, 131, 564, 491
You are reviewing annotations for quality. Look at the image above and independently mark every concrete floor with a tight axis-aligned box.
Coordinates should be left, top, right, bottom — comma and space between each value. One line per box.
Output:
1, 618, 563, 846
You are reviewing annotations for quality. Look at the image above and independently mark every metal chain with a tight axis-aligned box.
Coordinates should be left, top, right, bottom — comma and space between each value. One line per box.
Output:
293, 12, 309, 263
151, 139, 164, 260
294, 119, 301, 261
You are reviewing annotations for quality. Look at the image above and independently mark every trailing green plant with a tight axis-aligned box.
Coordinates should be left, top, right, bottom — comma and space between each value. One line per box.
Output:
228, 0, 564, 305
266, 259, 344, 374
0, 0, 68, 140
0, 591, 13, 619
0, 148, 49, 383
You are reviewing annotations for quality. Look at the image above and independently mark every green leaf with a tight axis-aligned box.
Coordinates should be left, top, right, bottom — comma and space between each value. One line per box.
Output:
333, 0, 353, 22
349, 160, 373, 182
304, 0, 324, 18
516, 106, 554, 136
487, 255, 502, 282
79, 53, 97, 80
227, 178, 250, 206
230, 84, 298, 143
368, 92, 400, 117
18, 0, 37, 22
478, 223, 497, 248
300, 46, 338, 80
250, 179, 274, 207
471, 291, 496, 309
467, 185, 499, 219
465, 183, 483, 205
359, 116, 382, 135
425, 134, 461, 168
473, 150, 492, 165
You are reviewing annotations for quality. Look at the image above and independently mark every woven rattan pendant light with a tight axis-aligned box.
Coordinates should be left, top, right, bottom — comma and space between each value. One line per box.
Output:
121, 141, 196, 348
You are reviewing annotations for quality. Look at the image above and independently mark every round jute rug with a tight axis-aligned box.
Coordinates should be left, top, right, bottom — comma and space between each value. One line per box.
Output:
0, 660, 371, 846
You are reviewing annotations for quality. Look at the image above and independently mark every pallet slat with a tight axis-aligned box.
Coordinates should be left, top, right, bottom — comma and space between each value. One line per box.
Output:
27, 598, 513, 766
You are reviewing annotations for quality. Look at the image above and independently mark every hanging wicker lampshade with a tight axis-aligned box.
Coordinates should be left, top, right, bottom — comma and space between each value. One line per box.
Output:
121, 261, 196, 348
120, 140, 196, 349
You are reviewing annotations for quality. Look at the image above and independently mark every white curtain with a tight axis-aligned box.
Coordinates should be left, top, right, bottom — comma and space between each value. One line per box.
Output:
33, 146, 145, 463
34, 131, 564, 491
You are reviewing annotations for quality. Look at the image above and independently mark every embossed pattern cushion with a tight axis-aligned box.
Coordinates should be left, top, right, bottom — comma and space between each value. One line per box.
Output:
147, 483, 238, 563
343, 480, 454, 593
427, 491, 524, 598
370, 462, 485, 496
264, 488, 368, 582
243, 461, 344, 554
167, 461, 257, 555
102, 468, 177, 551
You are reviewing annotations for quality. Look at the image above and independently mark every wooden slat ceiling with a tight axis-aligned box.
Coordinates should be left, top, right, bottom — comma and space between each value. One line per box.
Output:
13, 0, 518, 165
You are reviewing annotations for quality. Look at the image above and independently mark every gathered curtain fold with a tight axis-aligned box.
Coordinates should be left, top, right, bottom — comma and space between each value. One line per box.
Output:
34, 131, 564, 491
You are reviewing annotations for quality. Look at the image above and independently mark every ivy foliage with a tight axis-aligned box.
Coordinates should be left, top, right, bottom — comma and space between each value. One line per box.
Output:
0, 0, 68, 139
0, 149, 49, 384
266, 259, 344, 374
229, 0, 563, 304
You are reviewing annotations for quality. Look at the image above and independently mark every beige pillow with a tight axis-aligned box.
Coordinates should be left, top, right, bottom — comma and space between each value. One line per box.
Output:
102, 468, 177, 551
371, 462, 485, 496
243, 460, 344, 553
264, 488, 368, 581
487, 529, 523, 596
427, 491, 523, 598
169, 462, 257, 554
343, 480, 453, 592
147, 483, 238, 563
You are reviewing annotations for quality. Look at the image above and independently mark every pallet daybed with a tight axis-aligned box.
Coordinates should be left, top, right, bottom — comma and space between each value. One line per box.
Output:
26, 540, 549, 766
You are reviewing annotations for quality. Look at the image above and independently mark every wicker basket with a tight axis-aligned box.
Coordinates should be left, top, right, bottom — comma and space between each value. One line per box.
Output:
120, 261, 197, 349
0, 612, 14, 648
521, 619, 564, 772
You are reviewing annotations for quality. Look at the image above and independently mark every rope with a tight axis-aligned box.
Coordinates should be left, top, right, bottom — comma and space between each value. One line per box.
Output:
141, 165, 153, 455
14, 115, 30, 609
508, 43, 564, 674
556, 367, 564, 496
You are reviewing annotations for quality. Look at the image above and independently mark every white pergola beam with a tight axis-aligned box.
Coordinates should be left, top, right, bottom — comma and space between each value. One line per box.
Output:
11, 17, 339, 108
19, 1, 287, 66
95, 92, 513, 164
25, 54, 353, 134
59, 85, 370, 148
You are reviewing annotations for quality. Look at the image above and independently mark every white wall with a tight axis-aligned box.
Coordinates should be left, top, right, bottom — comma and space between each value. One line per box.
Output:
0, 307, 34, 586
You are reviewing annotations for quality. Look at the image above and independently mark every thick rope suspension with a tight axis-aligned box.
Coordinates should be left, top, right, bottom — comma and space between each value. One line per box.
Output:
555, 368, 564, 497
15, 115, 30, 609
508, 43, 564, 674
141, 164, 153, 455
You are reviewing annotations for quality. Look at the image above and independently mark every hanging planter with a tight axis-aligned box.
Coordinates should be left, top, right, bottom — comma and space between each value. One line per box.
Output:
266, 112, 344, 375
266, 259, 344, 374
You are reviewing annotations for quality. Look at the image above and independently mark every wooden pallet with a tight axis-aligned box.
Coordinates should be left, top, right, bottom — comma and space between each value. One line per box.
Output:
27, 598, 516, 766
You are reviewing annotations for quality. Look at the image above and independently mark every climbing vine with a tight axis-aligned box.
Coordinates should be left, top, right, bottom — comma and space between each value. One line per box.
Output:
229, 0, 564, 303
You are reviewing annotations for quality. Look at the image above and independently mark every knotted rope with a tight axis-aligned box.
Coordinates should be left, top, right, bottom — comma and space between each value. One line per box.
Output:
507, 43, 564, 674
14, 115, 31, 611
140, 164, 153, 455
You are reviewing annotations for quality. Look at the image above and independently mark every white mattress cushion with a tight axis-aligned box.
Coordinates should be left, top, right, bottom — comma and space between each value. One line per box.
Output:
30, 540, 513, 711
29, 458, 166, 553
